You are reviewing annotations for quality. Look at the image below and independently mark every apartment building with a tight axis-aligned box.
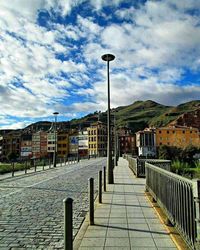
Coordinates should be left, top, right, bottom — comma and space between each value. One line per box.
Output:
156, 126, 200, 148
118, 127, 136, 156
78, 130, 88, 157
21, 134, 32, 158
69, 133, 78, 157
2, 130, 21, 159
87, 121, 109, 157
32, 131, 48, 158
136, 128, 156, 157
57, 131, 69, 157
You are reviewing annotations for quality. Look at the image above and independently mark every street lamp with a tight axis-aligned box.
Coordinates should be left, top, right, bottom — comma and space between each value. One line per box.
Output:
101, 53, 115, 184
113, 110, 118, 167
53, 112, 59, 168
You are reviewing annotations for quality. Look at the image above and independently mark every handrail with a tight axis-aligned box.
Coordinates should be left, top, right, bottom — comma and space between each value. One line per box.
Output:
125, 154, 171, 177
146, 162, 199, 250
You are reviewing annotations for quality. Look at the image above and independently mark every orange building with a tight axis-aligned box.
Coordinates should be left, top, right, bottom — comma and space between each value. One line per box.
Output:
156, 126, 200, 148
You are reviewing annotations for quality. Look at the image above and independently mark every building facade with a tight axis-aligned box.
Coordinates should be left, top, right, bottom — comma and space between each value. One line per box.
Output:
20, 134, 32, 158
32, 131, 48, 158
69, 133, 78, 157
78, 130, 88, 157
136, 128, 156, 157
156, 126, 200, 148
2, 131, 21, 160
118, 127, 136, 156
57, 131, 69, 157
87, 122, 108, 157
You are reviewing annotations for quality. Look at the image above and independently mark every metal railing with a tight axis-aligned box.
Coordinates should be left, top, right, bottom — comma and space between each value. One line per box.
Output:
146, 162, 200, 250
124, 154, 171, 177
0, 156, 86, 180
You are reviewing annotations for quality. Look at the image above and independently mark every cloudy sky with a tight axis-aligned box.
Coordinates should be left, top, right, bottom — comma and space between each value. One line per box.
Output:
0, 0, 200, 129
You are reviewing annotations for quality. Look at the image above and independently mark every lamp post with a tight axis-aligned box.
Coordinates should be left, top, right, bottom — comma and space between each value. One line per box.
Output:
101, 53, 115, 184
114, 110, 118, 166
53, 112, 59, 168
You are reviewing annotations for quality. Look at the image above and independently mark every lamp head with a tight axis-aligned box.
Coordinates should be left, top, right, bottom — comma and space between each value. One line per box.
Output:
101, 54, 115, 62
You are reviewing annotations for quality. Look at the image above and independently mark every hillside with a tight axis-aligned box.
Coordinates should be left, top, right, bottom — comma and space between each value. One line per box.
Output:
1, 100, 200, 135
70, 99, 200, 132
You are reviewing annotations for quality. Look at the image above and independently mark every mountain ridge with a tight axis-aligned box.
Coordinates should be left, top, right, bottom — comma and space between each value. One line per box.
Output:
1, 100, 200, 134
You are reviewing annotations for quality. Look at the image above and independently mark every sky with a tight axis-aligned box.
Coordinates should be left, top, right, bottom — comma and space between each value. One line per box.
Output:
0, 0, 200, 129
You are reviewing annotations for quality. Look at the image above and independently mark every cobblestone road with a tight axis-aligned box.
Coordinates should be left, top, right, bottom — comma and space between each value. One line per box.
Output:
0, 158, 106, 249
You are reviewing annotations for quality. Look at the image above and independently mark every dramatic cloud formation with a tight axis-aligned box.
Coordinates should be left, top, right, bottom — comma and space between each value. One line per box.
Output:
0, 0, 200, 128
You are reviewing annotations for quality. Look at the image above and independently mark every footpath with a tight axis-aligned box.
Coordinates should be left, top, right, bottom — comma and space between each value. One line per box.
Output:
74, 158, 178, 250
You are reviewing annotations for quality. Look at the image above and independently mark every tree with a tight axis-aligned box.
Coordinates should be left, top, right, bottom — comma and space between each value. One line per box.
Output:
7, 152, 18, 162
181, 145, 199, 164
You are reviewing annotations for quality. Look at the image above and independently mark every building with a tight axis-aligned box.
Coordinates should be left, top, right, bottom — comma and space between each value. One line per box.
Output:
47, 131, 56, 158
57, 131, 69, 158
78, 130, 88, 157
136, 128, 156, 157
69, 133, 78, 157
156, 126, 200, 148
118, 127, 136, 156
21, 134, 32, 159
32, 131, 48, 158
87, 121, 108, 157
168, 108, 200, 130
2, 130, 21, 160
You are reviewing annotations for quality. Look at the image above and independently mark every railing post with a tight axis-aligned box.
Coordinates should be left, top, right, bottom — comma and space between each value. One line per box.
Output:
63, 197, 73, 250
43, 159, 45, 171
34, 160, 36, 172
25, 161, 27, 174
12, 162, 14, 177
49, 158, 51, 168
98, 171, 102, 203
194, 180, 200, 249
103, 166, 106, 192
65, 157, 66, 166
60, 158, 62, 167
89, 178, 94, 225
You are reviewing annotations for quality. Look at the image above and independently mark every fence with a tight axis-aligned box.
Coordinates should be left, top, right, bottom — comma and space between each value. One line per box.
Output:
146, 162, 200, 250
0, 156, 87, 179
124, 154, 171, 177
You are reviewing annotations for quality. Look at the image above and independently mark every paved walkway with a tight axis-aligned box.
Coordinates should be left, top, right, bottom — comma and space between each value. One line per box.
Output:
74, 158, 178, 250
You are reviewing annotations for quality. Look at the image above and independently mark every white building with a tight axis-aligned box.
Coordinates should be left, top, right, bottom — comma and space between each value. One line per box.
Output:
78, 130, 88, 157
136, 128, 156, 157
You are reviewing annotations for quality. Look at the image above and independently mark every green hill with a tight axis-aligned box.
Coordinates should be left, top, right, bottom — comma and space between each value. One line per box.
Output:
70, 100, 200, 133
1, 100, 200, 134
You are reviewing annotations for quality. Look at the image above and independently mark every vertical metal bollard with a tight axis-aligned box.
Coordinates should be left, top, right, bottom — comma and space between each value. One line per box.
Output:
43, 159, 45, 171
63, 198, 73, 250
25, 161, 27, 174
34, 160, 36, 172
89, 178, 94, 225
60, 158, 62, 167
103, 166, 106, 192
12, 162, 14, 177
98, 171, 102, 203
49, 159, 51, 169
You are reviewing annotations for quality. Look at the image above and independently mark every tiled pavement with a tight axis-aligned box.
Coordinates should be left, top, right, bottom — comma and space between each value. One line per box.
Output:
75, 158, 178, 250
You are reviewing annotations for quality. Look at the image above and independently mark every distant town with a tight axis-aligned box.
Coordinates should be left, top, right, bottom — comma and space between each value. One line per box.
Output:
0, 105, 199, 162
